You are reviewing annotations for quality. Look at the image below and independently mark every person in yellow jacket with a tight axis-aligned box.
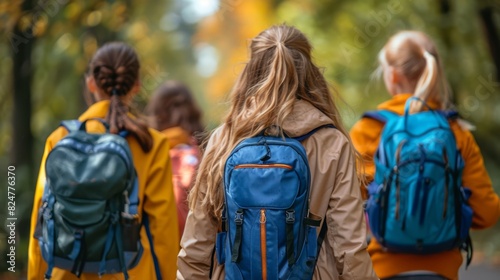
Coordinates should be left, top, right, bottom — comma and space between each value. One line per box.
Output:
146, 81, 204, 239
28, 42, 179, 280
350, 31, 500, 280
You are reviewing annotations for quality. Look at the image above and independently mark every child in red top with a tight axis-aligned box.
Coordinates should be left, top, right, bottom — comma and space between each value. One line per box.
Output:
146, 81, 204, 238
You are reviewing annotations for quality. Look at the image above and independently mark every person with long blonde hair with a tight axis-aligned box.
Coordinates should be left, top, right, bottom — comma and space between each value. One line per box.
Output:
350, 31, 500, 280
177, 24, 377, 279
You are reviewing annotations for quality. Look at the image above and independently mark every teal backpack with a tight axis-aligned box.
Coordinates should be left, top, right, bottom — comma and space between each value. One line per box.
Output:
364, 98, 473, 265
34, 119, 147, 279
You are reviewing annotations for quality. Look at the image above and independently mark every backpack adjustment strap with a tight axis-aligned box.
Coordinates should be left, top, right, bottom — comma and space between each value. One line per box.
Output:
43, 196, 56, 280
68, 230, 83, 261
114, 216, 129, 280
463, 235, 473, 268
221, 216, 227, 232
231, 209, 244, 263
303, 218, 321, 227
285, 209, 295, 266
70, 229, 86, 277
98, 221, 117, 276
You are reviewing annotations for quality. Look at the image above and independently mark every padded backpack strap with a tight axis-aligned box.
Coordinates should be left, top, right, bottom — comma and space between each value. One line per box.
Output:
317, 219, 327, 256
60, 120, 82, 133
440, 110, 459, 120
61, 119, 132, 138
293, 124, 336, 142
295, 125, 333, 261
362, 110, 398, 124
363, 109, 459, 123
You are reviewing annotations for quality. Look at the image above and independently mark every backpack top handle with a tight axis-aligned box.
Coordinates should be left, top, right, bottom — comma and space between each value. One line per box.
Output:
403, 97, 448, 130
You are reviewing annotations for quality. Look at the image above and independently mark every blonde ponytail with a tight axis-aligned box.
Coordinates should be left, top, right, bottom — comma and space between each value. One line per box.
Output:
409, 51, 439, 113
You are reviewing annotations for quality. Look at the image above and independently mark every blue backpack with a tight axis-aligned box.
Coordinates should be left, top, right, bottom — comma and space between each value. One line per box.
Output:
215, 125, 333, 280
364, 98, 473, 265
34, 119, 149, 279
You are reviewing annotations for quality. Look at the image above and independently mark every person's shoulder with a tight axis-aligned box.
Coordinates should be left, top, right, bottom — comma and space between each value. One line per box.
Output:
204, 125, 224, 148
309, 126, 351, 156
148, 127, 170, 150
44, 125, 70, 147
449, 119, 477, 151
350, 114, 385, 134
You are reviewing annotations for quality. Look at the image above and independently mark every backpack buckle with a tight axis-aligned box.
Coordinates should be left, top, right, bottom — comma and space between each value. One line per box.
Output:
121, 212, 139, 225
234, 209, 244, 225
110, 212, 120, 224
286, 209, 295, 224
74, 229, 83, 240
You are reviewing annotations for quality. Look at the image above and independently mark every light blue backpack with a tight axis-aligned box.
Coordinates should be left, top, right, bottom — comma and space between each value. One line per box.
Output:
216, 125, 333, 280
364, 98, 473, 265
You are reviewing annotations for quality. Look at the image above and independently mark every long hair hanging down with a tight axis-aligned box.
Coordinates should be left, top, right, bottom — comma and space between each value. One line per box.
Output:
190, 24, 360, 219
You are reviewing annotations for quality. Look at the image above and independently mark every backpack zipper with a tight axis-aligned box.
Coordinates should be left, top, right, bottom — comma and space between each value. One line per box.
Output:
235, 164, 292, 170
260, 209, 267, 280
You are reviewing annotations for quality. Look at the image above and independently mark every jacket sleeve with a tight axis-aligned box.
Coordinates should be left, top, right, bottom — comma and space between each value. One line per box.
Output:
177, 131, 221, 280
176, 189, 219, 279
27, 129, 66, 280
349, 118, 384, 199
327, 139, 378, 280
458, 129, 500, 229
143, 137, 179, 279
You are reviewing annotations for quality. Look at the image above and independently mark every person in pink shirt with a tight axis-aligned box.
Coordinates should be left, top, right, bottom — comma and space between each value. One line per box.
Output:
146, 80, 204, 239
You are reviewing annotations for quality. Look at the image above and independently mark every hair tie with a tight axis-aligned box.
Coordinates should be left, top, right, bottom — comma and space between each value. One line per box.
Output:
423, 50, 433, 60
111, 88, 120, 96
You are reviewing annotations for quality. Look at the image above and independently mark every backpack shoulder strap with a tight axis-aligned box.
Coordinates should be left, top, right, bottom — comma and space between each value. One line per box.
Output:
362, 110, 398, 124
294, 124, 333, 260
440, 110, 459, 120
61, 119, 131, 138
293, 124, 336, 142
60, 120, 82, 133
363, 109, 459, 123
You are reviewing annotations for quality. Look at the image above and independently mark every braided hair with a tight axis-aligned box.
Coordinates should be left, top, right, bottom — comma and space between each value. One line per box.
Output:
89, 42, 153, 152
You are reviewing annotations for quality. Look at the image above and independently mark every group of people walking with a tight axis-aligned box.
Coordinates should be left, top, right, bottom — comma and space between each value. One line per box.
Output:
27, 24, 499, 280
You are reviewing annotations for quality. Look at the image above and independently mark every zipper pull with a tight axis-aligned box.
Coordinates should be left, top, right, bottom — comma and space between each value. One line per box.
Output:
260, 209, 266, 223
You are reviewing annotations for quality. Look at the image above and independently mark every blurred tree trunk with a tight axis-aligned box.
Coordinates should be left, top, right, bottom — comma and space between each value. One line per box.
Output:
11, 0, 35, 180
479, 7, 500, 82
439, 0, 452, 47
438, 0, 459, 101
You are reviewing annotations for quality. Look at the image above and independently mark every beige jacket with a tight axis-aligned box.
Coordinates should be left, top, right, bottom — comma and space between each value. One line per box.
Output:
177, 100, 378, 280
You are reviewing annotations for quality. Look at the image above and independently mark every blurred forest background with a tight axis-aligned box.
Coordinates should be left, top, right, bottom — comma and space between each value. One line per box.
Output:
1, 0, 500, 278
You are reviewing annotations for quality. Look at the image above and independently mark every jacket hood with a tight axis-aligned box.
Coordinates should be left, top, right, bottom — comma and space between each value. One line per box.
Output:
282, 99, 334, 138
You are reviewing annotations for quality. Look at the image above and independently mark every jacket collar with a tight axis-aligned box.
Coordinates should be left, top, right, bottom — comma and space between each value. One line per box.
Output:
78, 100, 110, 121
377, 93, 440, 114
